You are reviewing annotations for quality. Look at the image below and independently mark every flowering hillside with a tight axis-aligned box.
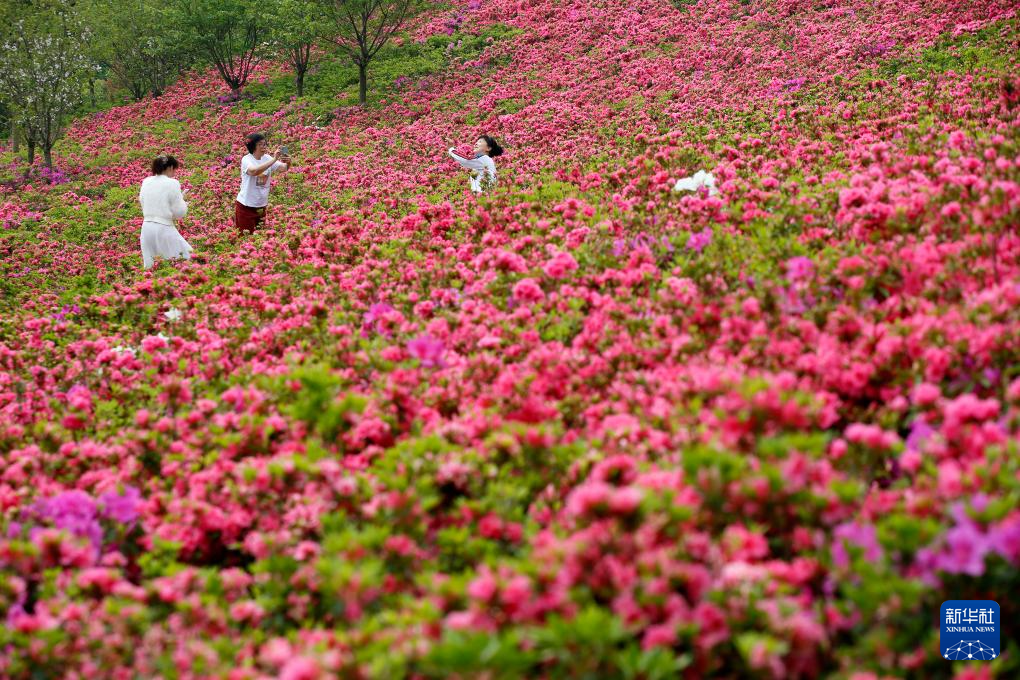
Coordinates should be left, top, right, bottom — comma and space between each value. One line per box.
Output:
1, 0, 1020, 677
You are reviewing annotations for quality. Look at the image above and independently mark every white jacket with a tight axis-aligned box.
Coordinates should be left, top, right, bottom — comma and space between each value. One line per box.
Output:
449, 148, 497, 193
139, 174, 188, 226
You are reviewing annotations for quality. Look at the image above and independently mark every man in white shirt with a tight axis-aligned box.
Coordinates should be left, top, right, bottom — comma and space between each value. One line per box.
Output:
235, 133, 292, 234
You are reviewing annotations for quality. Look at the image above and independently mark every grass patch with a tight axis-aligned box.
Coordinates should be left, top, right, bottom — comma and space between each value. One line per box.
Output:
868, 17, 1019, 80
46, 185, 138, 245
242, 23, 522, 124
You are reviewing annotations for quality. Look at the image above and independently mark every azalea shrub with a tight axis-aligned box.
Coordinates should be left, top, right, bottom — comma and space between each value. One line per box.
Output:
1, 0, 1019, 678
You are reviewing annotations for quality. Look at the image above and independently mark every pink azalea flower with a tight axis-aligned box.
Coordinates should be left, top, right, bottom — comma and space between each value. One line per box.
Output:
512, 277, 545, 303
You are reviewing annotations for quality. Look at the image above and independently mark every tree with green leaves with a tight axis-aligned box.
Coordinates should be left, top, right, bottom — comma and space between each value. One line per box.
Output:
0, 4, 96, 167
268, 0, 329, 97
319, 0, 421, 105
81, 0, 189, 101
164, 0, 267, 97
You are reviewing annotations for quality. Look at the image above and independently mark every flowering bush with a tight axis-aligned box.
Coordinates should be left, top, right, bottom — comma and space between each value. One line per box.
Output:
1, 0, 1019, 677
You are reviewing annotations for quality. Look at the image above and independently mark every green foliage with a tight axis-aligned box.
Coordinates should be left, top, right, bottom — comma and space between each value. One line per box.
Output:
79, 0, 188, 100
735, 632, 789, 668
38, 184, 138, 246
421, 607, 691, 679
251, 552, 303, 631
434, 525, 508, 573
871, 18, 1019, 80
539, 296, 586, 343
876, 514, 942, 558
283, 364, 367, 442
669, 0, 699, 12
163, 0, 268, 93
266, 0, 331, 96
137, 538, 185, 579
420, 628, 536, 678
245, 21, 520, 118
756, 431, 831, 460
316, 0, 425, 103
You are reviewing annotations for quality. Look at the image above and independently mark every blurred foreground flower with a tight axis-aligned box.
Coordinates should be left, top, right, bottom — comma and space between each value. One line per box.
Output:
407, 334, 446, 368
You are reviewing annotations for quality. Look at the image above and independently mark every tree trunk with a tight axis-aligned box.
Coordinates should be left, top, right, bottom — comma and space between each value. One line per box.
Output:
9, 119, 18, 153
27, 137, 36, 166
358, 62, 368, 104
296, 70, 305, 98
44, 145, 53, 169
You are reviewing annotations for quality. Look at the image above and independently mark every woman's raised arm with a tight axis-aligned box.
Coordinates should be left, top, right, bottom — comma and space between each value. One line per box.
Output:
169, 181, 188, 220
449, 148, 488, 171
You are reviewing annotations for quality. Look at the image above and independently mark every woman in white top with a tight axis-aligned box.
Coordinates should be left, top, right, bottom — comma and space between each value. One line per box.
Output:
138, 154, 192, 269
448, 134, 503, 194
235, 132, 291, 234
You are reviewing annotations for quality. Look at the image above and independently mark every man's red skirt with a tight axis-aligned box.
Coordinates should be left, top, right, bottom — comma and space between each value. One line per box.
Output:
235, 201, 266, 234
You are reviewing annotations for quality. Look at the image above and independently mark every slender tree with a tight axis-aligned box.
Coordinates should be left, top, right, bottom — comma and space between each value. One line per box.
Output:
268, 0, 329, 97
320, 0, 420, 104
164, 0, 266, 97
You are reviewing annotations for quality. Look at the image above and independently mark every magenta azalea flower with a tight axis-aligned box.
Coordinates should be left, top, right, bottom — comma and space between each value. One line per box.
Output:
407, 334, 445, 368
831, 521, 883, 569
27, 490, 103, 553
785, 256, 815, 281
938, 523, 990, 576
686, 228, 712, 253
98, 486, 143, 525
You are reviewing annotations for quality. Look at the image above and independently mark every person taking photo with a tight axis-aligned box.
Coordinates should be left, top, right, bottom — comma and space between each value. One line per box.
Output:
235, 133, 292, 234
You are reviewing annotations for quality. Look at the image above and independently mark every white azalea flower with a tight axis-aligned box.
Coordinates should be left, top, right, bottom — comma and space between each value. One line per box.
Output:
111, 345, 137, 357
673, 170, 720, 196
164, 307, 182, 322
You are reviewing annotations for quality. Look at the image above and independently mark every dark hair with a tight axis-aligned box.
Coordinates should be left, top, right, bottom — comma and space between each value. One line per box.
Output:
151, 154, 180, 175
245, 133, 266, 154
480, 135, 504, 158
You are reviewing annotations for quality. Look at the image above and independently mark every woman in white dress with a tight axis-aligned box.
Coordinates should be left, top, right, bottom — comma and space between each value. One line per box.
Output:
138, 154, 192, 269
448, 134, 504, 194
